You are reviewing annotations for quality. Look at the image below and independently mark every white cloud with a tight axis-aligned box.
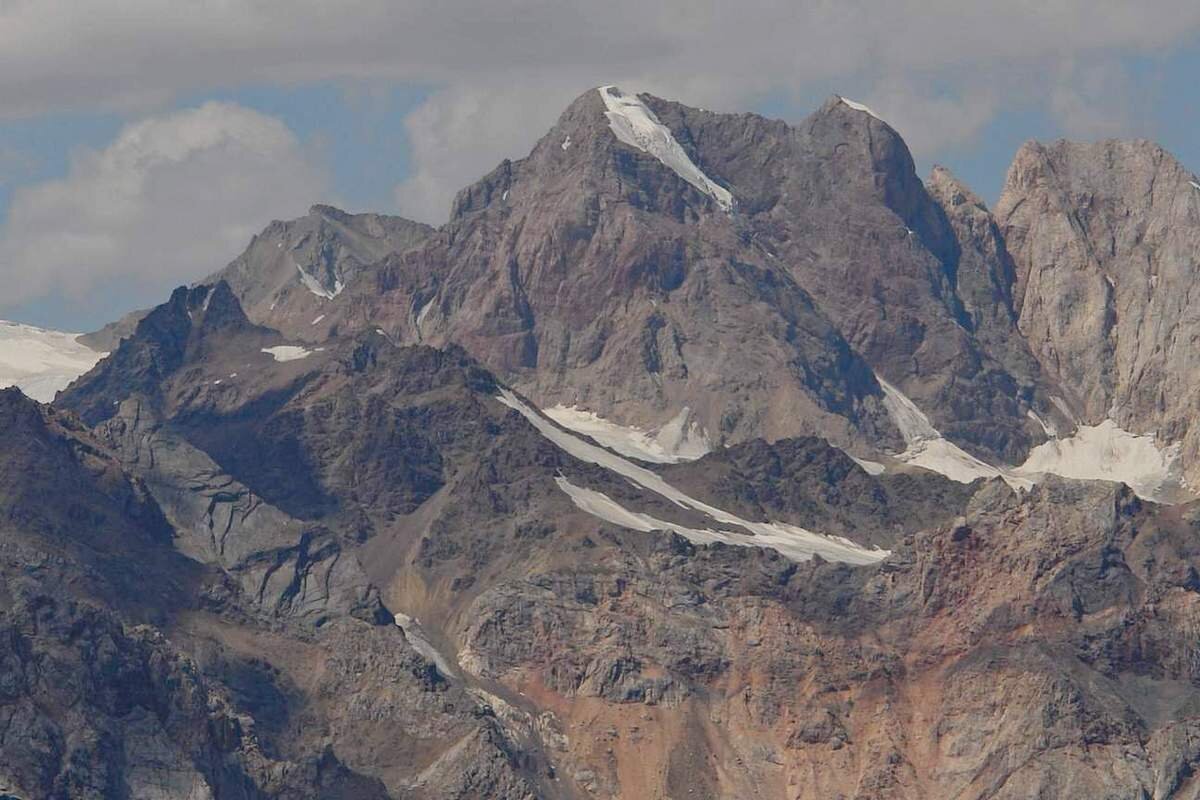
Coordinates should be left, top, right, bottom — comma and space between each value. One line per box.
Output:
1, 1, 1199, 227
1049, 59, 1148, 140
0, 102, 325, 308
393, 80, 585, 221
852, 79, 999, 159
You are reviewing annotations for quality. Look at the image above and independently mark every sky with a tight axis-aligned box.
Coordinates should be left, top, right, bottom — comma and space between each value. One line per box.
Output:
3, 1, 1200, 332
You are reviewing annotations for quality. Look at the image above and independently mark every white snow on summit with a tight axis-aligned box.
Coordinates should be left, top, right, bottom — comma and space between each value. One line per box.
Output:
497, 389, 887, 564
598, 86, 734, 212
0, 321, 105, 402
543, 405, 710, 464
838, 96, 883, 121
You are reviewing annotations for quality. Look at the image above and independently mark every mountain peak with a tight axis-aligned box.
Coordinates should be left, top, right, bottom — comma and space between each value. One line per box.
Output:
832, 94, 885, 121
927, 164, 988, 212
1000, 137, 1190, 202
449, 84, 738, 220
594, 85, 734, 211
308, 203, 352, 221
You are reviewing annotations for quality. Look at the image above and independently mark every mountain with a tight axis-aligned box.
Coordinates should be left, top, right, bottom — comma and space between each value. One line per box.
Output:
80, 205, 434, 352
996, 139, 1200, 489
123, 86, 1183, 498
206, 203, 434, 339
290, 88, 1063, 469
40, 273, 1200, 799
8, 85, 1200, 798
47, 281, 972, 797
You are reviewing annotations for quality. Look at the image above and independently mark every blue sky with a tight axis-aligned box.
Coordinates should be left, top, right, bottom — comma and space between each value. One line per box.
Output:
3, 2, 1200, 332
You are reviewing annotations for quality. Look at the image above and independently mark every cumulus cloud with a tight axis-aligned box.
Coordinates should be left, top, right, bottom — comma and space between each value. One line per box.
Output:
393, 80, 587, 221
0, 102, 324, 309
1049, 59, 1150, 139
842, 79, 1000, 160
2, 2, 1200, 223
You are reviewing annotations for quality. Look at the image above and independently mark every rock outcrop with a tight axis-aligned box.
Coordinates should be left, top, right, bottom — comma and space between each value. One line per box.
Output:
996, 138, 1200, 484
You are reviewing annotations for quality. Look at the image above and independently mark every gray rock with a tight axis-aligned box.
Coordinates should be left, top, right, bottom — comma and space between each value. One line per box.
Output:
996, 138, 1200, 482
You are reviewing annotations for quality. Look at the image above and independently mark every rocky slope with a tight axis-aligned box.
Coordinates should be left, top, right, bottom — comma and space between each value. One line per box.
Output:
39, 272, 1200, 798
83, 87, 1065, 472
312, 88, 1064, 468
36, 300, 1200, 798
8, 85, 1200, 798
31, 280, 979, 797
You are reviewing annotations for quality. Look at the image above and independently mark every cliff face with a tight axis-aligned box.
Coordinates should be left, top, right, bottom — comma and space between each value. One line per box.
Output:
996, 139, 1200, 483
278, 89, 1061, 470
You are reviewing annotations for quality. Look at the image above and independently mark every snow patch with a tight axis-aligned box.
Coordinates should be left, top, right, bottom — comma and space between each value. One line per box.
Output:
543, 405, 710, 463
394, 613, 456, 676
1013, 420, 1182, 502
0, 321, 105, 403
838, 96, 883, 121
415, 299, 434, 329
877, 376, 1031, 489
561, 135, 572, 150
1190, 181, 1200, 190
1027, 409, 1056, 437
295, 260, 343, 299
878, 375, 1184, 502
497, 389, 887, 564
848, 454, 886, 476
556, 477, 883, 565
261, 345, 313, 362
598, 86, 734, 212
310, 314, 325, 326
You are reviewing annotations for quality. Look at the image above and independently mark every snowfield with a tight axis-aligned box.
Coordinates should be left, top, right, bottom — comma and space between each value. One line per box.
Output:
839, 96, 884, 121
1013, 420, 1183, 501
543, 405, 711, 464
599, 85, 734, 212
295, 260, 343, 299
877, 374, 1183, 502
497, 389, 888, 565
261, 345, 315, 362
0, 320, 105, 402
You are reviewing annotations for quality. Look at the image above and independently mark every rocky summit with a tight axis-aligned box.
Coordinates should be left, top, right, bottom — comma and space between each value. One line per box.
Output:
6, 86, 1200, 799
